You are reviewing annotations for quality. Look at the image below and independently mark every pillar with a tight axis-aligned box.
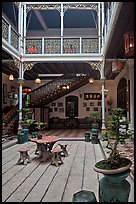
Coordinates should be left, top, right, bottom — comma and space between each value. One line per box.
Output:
100, 77, 106, 131
128, 59, 134, 130
17, 62, 24, 133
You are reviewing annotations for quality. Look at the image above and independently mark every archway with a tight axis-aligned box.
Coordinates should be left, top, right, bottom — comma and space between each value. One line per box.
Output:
117, 78, 128, 117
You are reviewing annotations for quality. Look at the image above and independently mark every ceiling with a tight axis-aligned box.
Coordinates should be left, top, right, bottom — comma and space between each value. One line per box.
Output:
2, 2, 134, 81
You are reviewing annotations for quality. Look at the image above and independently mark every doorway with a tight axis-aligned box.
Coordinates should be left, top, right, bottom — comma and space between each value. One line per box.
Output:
65, 95, 78, 128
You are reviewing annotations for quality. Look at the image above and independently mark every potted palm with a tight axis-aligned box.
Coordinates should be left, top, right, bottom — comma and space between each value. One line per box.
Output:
93, 107, 133, 202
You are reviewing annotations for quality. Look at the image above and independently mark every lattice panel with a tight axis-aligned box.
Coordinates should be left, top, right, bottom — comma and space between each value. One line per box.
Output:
63, 38, 80, 53
2, 18, 9, 41
82, 38, 99, 53
44, 38, 61, 54
26, 39, 42, 54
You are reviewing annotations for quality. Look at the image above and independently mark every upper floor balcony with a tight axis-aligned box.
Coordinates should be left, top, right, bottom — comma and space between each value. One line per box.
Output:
2, 2, 118, 60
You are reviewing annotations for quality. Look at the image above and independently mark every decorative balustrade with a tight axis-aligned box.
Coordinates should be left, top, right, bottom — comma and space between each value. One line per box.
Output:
30, 74, 89, 107
2, 16, 20, 51
2, 18, 9, 41
30, 77, 75, 102
25, 37, 99, 54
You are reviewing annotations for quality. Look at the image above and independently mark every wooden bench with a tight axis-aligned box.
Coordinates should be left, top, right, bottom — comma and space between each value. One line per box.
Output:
50, 147, 63, 167
58, 143, 68, 157
17, 146, 31, 165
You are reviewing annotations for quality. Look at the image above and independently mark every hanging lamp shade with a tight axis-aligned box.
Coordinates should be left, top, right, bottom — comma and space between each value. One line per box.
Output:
89, 77, 94, 84
9, 74, 14, 81
35, 77, 41, 84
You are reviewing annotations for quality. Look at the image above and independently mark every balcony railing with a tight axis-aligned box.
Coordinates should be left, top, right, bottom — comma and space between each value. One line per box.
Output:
2, 16, 20, 52
2, 15, 99, 55
25, 37, 99, 55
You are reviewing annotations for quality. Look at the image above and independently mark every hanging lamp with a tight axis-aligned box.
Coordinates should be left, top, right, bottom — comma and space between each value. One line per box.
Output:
9, 74, 14, 81
35, 77, 41, 84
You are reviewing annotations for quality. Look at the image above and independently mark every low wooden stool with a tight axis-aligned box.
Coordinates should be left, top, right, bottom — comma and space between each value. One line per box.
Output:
17, 146, 31, 165
58, 144, 68, 157
50, 147, 63, 167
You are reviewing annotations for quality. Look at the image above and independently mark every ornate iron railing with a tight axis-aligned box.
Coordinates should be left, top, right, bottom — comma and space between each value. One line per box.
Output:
25, 37, 99, 54
2, 16, 20, 52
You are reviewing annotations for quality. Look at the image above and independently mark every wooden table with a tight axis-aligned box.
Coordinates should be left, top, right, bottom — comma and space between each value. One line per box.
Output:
31, 136, 59, 162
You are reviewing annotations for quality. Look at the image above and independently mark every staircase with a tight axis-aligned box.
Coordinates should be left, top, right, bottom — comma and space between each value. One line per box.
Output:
30, 74, 90, 107
2, 94, 28, 140
2, 74, 90, 139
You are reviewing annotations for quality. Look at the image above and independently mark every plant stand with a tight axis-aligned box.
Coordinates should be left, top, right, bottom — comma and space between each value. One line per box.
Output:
17, 133, 25, 144
22, 128, 29, 142
91, 133, 98, 144
99, 170, 131, 202
85, 131, 90, 142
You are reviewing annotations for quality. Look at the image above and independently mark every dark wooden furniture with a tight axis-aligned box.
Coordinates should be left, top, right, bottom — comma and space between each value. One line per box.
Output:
50, 147, 63, 167
49, 117, 65, 129
65, 118, 78, 128
31, 136, 59, 162
17, 146, 31, 165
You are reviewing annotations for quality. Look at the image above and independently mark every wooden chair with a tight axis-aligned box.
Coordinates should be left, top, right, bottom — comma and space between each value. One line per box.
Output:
17, 146, 31, 165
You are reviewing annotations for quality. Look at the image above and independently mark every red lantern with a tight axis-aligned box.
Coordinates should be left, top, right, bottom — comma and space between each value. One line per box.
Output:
124, 31, 134, 58
22, 87, 31, 93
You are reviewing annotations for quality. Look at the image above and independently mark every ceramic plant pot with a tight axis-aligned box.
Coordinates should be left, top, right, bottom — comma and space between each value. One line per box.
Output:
93, 158, 132, 202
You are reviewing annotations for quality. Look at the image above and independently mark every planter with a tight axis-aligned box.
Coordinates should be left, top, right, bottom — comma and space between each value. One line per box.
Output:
85, 131, 90, 142
93, 158, 132, 174
98, 170, 131, 202
72, 190, 97, 202
17, 133, 25, 144
22, 128, 29, 142
91, 133, 98, 144
31, 131, 38, 138
94, 158, 132, 202
91, 128, 99, 134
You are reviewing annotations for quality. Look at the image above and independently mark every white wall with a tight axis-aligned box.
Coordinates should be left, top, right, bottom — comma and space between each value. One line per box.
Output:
45, 80, 117, 121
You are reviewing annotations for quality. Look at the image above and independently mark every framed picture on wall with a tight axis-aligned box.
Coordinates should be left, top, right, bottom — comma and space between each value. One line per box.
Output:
8, 92, 13, 99
3, 84, 7, 104
94, 107, 98, 111
59, 108, 64, 112
49, 108, 53, 112
83, 102, 87, 107
90, 102, 94, 106
51, 102, 56, 106
58, 102, 63, 107
97, 101, 101, 106
86, 107, 90, 111
13, 93, 18, 99
54, 107, 58, 112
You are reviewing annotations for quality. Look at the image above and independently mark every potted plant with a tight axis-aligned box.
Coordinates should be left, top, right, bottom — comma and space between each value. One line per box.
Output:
89, 112, 100, 143
93, 107, 133, 202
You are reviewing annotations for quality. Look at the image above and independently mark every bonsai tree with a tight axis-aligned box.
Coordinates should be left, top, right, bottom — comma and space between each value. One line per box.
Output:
90, 112, 100, 129
95, 107, 133, 170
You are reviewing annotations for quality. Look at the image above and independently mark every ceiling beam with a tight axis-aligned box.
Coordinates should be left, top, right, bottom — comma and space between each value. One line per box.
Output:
34, 10, 48, 31
38, 74, 64, 77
